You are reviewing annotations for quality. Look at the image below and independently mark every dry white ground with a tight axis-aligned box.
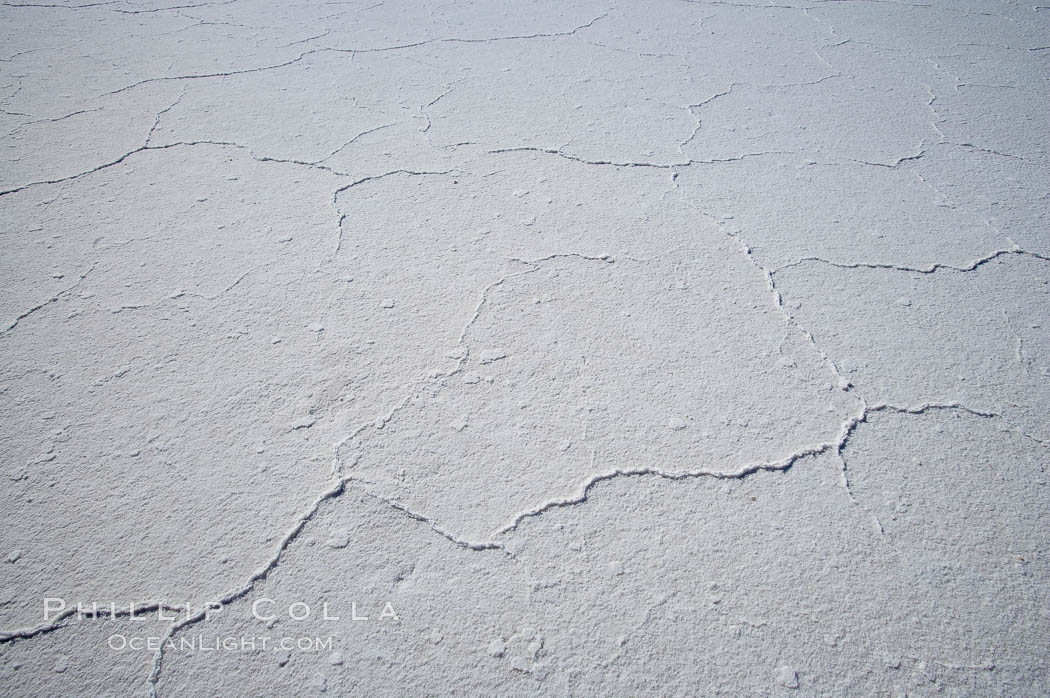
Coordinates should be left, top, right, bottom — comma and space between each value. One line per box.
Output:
1, 0, 1049, 695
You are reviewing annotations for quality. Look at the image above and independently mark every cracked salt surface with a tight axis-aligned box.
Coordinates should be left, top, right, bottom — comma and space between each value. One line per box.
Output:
1, 0, 1049, 695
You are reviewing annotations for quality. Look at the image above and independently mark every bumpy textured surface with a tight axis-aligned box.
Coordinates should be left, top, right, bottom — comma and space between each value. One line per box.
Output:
1, 0, 1048, 695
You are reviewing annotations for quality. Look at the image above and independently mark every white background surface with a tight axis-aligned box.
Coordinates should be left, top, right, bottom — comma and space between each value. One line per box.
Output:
1, 0, 1048, 695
